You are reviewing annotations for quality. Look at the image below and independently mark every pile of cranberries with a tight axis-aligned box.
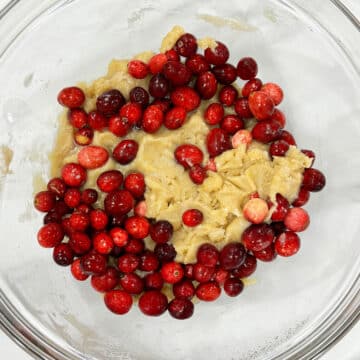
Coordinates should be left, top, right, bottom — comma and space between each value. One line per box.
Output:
34, 32, 326, 320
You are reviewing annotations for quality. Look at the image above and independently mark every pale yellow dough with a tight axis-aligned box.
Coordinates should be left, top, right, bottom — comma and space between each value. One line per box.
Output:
49, 27, 312, 264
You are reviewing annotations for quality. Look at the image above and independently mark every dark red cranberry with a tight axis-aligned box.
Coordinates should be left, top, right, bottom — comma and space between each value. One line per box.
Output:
69, 232, 91, 255
175, 144, 204, 169
162, 61, 192, 86
34, 191, 56, 212
253, 243, 277, 262
270, 108, 286, 128
184, 264, 194, 279
251, 119, 282, 143
242, 78, 263, 98
112, 140, 139, 165
237, 57, 258, 80
271, 193, 290, 222
232, 253, 257, 278
43, 210, 62, 224
193, 263, 215, 283
53, 243, 74, 266
204, 103, 224, 125
149, 74, 170, 98
96, 89, 125, 116
138, 290, 168, 316
80, 252, 107, 275
242, 223, 275, 252
279, 130, 296, 145
197, 243, 219, 267
150, 220, 173, 244
270, 140, 290, 157
129, 86, 150, 108
104, 190, 134, 216
234, 97, 253, 118
292, 188, 310, 207
109, 214, 128, 228
68, 108, 88, 128
168, 298, 194, 319
271, 221, 287, 236
206, 128, 231, 157
302, 168, 326, 192
139, 250, 159, 272
88, 110, 107, 130
171, 86, 201, 112
97, 170, 123, 193
91, 267, 119, 292
142, 105, 164, 133
145, 272, 164, 291
185, 54, 210, 74
124, 238, 145, 254
154, 243, 177, 263
219, 85, 238, 106
57, 87, 85, 108
196, 71, 218, 100
204, 42, 229, 65
212, 63, 237, 85
221, 115, 244, 135
173, 33, 198, 57
120, 273, 144, 294
172, 279, 195, 300
104, 290, 132, 314
124, 172, 145, 199
301, 149, 315, 166
182, 209, 203, 227
219, 242, 246, 270
189, 164, 207, 184
164, 106, 187, 130
37, 223, 64, 248
53, 201, 70, 217
165, 49, 180, 62
47, 177, 67, 198
196, 281, 221, 301
118, 253, 139, 273
151, 98, 171, 113
224, 278, 244, 297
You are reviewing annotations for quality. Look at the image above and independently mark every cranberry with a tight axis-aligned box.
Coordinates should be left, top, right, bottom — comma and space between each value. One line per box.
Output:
69, 232, 91, 255
117, 253, 139, 273
173, 279, 195, 300
292, 188, 310, 207
164, 106, 187, 130
196, 71, 218, 100
184, 264, 195, 279
61, 217, 75, 236
68, 108, 88, 129
175, 144, 204, 169
270, 109, 286, 128
104, 290, 133, 315
242, 224, 274, 252
74, 203, 92, 215
161, 262, 184, 284
124, 172, 145, 198
301, 149, 315, 165
221, 115, 244, 135
125, 216, 150, 239
204, 42, 229, 65
271, 194, 290, 222
108, 115, 130, 137
109, 214, 128, 228
119, 102, 142, 127
127, 59, 148, 79
196, 243, 219, 267
43, 210, 62, 224
145, 272, 164, 291
270, 140, 290, 157
71, 259, 89, 281
196, 281, 221, 301
248, 91, 274, 120
96, 89, 125, 116
80, 252, 107, 275
219, 85, 238, 106
34, 191, 56, 212
284, 207, 310, 232
275, 231, 300, 257
57, 87, 85, 108
138, 251, 159, 272
109, 228, 128, 248
219, 242, 246, 270
148, 53, 168, 74
171, 86, 201, 111
154, 243, 177, 263
61, 163, 87, 188
151, 98, 171, 113
63, 188, 81, 208
189, 164, 207, 184
185, 54, 210, 74
121, 273, 145, 294
224, 278, 244, 297
213, 267, 230, 285
89, 209, 108, 230
279, 130, 296, 145
104, 190, 134, 216
234, 97, 252, 118
129, 86, 150, 108
252, 119, 282, 143
261, 82, 284, 106
302, 168, 326, 192
237, 57, 258, 80
88, 110, 107, 130
97, 170, 123, 193
142, 105, 164, 133
148, 73, 169, 98
47, 177, 67, 198
91, 267, 119, 292
162, 61, 192, 86
74, 127, 94, 146
150, 220, 173, 244
37, 223, 64, 248
173, 33, 198, 57
253, 243, 277, 262
168, 298, 194, 320
243, 198, 269, 224
232, 129, 253, 148
139, 290, 168, 316
204, 103, 224, 125
182, 209, 203, 227
53, 243, 74, 266
232, 253, 257, 278
69, 212, 89, 232
78, 145, 109, 170
206, 128, 231, 157
212, 63, 237, 85
165, 49, 180, 62
205, 158, 217, 172
271, 221, 287, 236
124, 238, 144, 254
53, 201, 70, 216
112, 140, 139, 165
193, 263, 215, 283
134, 200, 147, 217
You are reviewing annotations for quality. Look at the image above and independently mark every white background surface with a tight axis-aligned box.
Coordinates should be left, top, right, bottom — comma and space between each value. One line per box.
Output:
1, 0, 360, 358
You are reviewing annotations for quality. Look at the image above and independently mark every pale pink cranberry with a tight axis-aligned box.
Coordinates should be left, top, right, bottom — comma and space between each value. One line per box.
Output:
219, 242, 246, 270
212, 63, 237, 85
174, 144, 204, 169
242, 223, 274, 252
182, 209, 203, 227
205, 158, 217, 172
243, 198, 269, 224
173, 33, 198, 57
271, 193, 290, 222
204, 103, 224, 125
270, 140, 290, 157
77, 145, 109, 170
127, 60, 149, 79
134, 201, 147, 217
189, 164, 207, 184
237, 57, 258, 80
224, 278, 244, 297
148, 53, 168, 74
171, 86, 201, 111
104, 290, 133, 315
204, 42, 229, 65
284, 207, 310, 232
231, 129, 252, 148
206, 128, 231, 157
275, 231, 300, 257
219, 85, 238, 106
196, 71, 218, 99
221, 115, 244, 135
302, 168, 326, 192
242, 78, 263, 98
57, 87, 85, 108
261, 82, 284, 105
196, 281, 221, 301
252, 243, 277, 262
168, 298, 194, 319
248, 91, 275, 120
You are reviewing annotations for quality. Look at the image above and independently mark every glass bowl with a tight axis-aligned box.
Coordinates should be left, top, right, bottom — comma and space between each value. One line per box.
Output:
1, 0, 360, 359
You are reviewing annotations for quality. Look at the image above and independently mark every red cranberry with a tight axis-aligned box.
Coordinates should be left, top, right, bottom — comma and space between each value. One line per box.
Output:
61, 217, 74, 236
90, 209, 109, 230
162, 61, 192, 86
53, 243, 74, 266
68, 108, 88, 129
204, 103, 224, 125
234, 97, 253, 118
293, 188, 310, 207
302, 168, 326, 192
97, 170, 123, 193
139, 290, 168, 316
127, 59, 148, 79
145, 272, 164, 291
149, 74, 170, 98
206, 128, 231, 157
57, 87, 85, 108
301, 149, 315, 165
248, 91, 274, 120
71, 258, 89, 281
219, 85, 238, 106
61, 163, 87, 187
193, 263, 215, 283
124, 238, 144, 254
271, 193, 290, 222
151, 98, 172, 113
271, 221, 287, 236
221, 115, 244, 135
284, 207, 310, 232
164, 106, 187, 130
120, 273, 144, 295
108, 115, 130, 137
242, 224, 274, 252
197, 243, 219, 267
69, 232, 91, 255
173, 33, 198, 57
173, 279, 195, 300
270, 140, 290, 157
261, 82, 284, 105
204, 42, 229, 65
80, 252, 107, 275
63, 188, 81, 208
224, 278, 244, 297
104, 190, 134, 216
161, 261, 184, 284
125, 216, 150, 239
275, 231, 300, 257
253, 243, 277, 262
34, 191, 56, 212
148, 53, 168, 74
237, 57, 258, 80
232, 253, 257, 278
189, 164, 207, 185
88, 110, 107, 130
104, 290, 133, 315
252, 119, 282, 143
212, 63, 237, 85
171, 86, 201, 111
109, 227, 128, 247
43, 210, 62, 224
69, 212, 89, 232
182, 209, 203, 227
112, 140, 139, 165
74, 203, 92, 215
279, 130, 296, 145
129, 86, 150, 108
53, 201, 70, 216
242, 78, 263, 98
91, 267, 119, 292
139, 251, 159, 272
142, 105, 164, 133
74, 127, 94, 146
196, 71, 218, 99
196, 281, 221, 301
175, 144, 204, 169
77, 145, 109, 170
185, 54, 210, 74
168, 298, 194, 320
118, 253, 139, 273
270, 109, 286, 128
124, 172, 145, 198
154, 243, 177, 263
119, 102, 142, 126
47, 177, 67, 198
96, 89, 125, 116
150, 220, 173, 244
184, 264, 194, 279
37, 223, 64, 248
219, 242, 246, 270
165, 49, 180, 62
